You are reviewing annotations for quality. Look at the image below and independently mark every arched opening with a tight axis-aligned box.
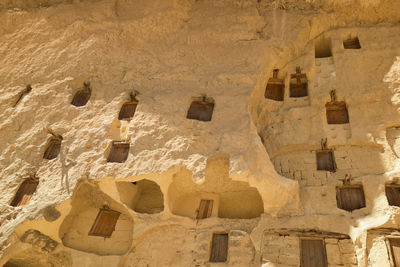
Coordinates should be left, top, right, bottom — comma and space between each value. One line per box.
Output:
71, 82, 91, 107
187, 95, 215, 122
116, 180, 164, 214
168, 155, 264, 219
264, 69, 284, 101
9, 178, 39, 207
59, 182, 133, 255
107, 141, 130, 163
315, 35, 332, 58
289, 67, 308, 97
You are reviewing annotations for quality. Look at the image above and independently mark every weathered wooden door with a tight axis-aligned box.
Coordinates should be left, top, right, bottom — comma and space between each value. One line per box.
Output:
89, 208, 120, 238
10, 179, 39, 207
301, 239, 327, 267
316, 150, 336, 172
336, 186, 366, 212
326, 101, 349, 124
118, 102, 138, 120
386, 185, 400, 207
389, 238, 400, 267
197, 199, 213, 219
43, 138, 61, 160
187, 101, 214, 122
209, 233, 228, 262
107, 142, 130, 163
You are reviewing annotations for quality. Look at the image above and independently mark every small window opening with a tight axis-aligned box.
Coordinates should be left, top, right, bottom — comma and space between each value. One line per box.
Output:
71, 82, 91, 107
326, 90, 349, 124
315, 35, 332, 58
316, 139, 336, 172
385, 184, 400, 207
209, 233, 228, 262
300, 239, 327, 267
196, 199, 213, 219
88, 207, 120, 238
107, 141, 130, 163
343, 36, 361, 49
388, 238, 400, 267
118, 91, 139, 120
336, 185, 366, 212
9, 178, 39, 207
289, 67, 308, 97
13, 85, 32, 108
264, 69, 284, 101
187, 95, 215, 122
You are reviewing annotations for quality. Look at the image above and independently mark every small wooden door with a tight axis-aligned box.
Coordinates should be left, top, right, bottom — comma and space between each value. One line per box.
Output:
265, 69, 284, 101
386, 185, 400, 207
43, 138, 61, 160
326, 101, 349, 124
197, 199, 213, 219
209, 233, 228, 262
290, 69, 308, 97
187, 101, 214, 122
10, 179, 39, 207
316, 150, 336, 172
301, 239, 327, 267
107, 142, 130, 163
88, 208, 120, 238
389, 238, 400, 267
336, 185, 366, 212
71, 89, 91, 107
118, 102, 138, 120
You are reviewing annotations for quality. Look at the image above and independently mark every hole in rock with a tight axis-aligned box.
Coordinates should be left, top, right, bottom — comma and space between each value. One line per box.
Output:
9, 179, 39, 207
336, 185, 366, 212
326, 101, 349, 124
300, 239, 327, 267
315, 35, 332, 58
343, 36, 361, 49
43, 138, 61, 160
388, 238, 400, 267
59, 182, 133, 255
289, 67, 308, 97
71, 82, 91, 107
168, 155, 264, 219
107, 141, 130, 163
196, 199, 213, 219
264, 69, 284, 101
316, 150, 336, 172
118, 101, 138, 120
116, 180, 164, 214
88, 207, 120, 238
209, 233, 228, 262
186, 96, 215, 122
385, 184, 400, 207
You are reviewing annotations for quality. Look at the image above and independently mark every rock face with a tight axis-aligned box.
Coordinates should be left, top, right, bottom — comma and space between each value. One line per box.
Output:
0, 0, 399, 266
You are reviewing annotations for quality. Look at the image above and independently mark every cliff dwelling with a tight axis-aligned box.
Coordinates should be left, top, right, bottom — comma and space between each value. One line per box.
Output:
1, 0, 400, 266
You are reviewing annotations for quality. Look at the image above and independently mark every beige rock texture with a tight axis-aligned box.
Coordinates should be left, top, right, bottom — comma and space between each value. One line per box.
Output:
0, 0, 400, 266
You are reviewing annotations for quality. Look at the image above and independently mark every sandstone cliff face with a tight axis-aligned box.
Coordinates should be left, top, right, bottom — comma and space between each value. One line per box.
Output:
0, 0, 399, 266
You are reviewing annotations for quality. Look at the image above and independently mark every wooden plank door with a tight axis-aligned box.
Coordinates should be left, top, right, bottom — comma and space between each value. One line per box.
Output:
301, 239, 327, 267
89, 209, 120, 238
187, 101, 214, 122
209, 233, 228, 262
43, 139, 61, 160
197, 199, 213, 219
336, 186, 366, 212
10, 180, 39, 207
386, 185, 400, 207
118, 102, 137, 120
